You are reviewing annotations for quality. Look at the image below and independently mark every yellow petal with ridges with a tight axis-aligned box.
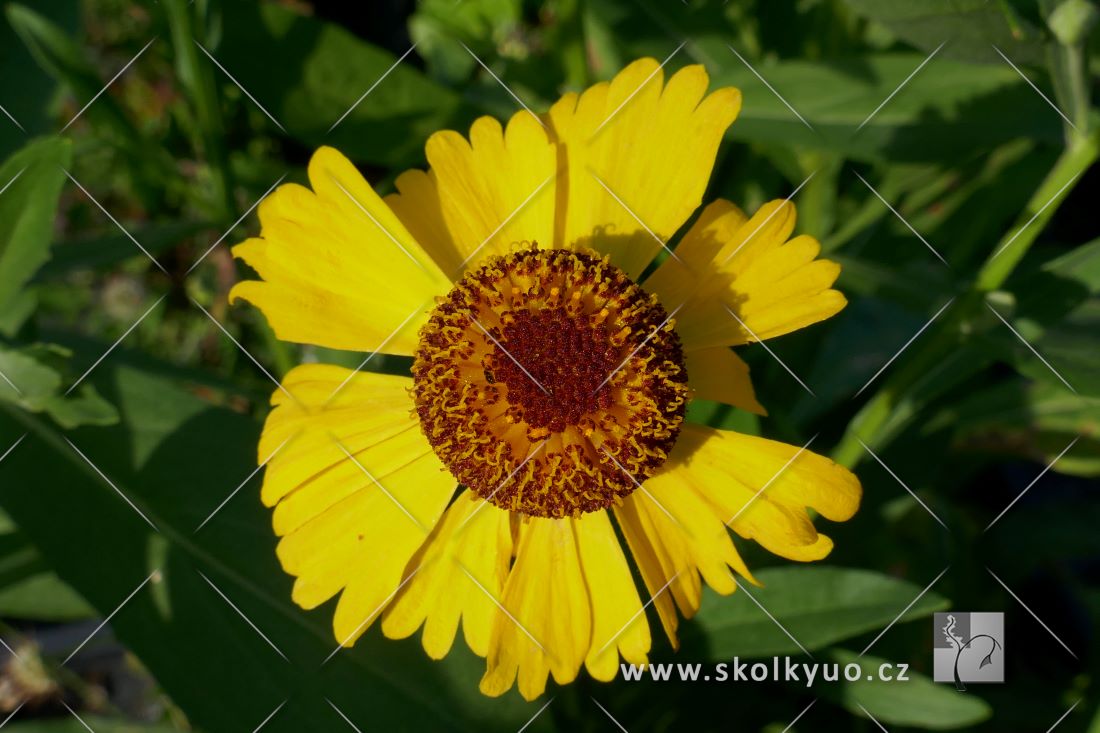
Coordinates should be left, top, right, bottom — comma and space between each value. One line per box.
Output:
548, 60, 741, 278
382, 491, 513, 659
230, 148, 450, 354
575, 510, 650, 681
480, 517, 591, 700
651, 199, 846, 350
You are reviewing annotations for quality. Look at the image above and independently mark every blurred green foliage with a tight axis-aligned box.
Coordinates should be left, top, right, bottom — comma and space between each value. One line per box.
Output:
0, 0, 1098, 731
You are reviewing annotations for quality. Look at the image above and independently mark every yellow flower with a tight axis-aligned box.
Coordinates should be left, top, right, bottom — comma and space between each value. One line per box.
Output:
229, 58, 861, 700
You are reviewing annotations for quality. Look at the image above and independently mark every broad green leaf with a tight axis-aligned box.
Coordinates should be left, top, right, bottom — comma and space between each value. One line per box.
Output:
0, 528, 93, 619
0, 345, 118, 429
0, 365, 551, 733
842, 0, 1046, 65
681, 566, 948, 658
820, 649, 992, 729
215, 2, 471, 168
708, 54, 1061, 162
410, 0, 523, 84
0, 137, 71, 310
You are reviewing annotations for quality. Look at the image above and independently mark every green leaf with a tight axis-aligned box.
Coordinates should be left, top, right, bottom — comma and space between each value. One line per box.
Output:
215, 2, 471, 168
0, 345, 119, 429
842, 0, 1046, 65
0, 529, 93, 620
0, 137, 71, 310
0, 365, 550, 732
709, 54, 1061, 162
819, 649, 992, 729
934, 378, 1100, 476
681, 566, 948, 658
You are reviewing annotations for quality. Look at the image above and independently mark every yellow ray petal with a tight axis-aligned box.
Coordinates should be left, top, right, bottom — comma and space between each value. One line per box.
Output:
685, 347, 766, 415
575, 510, 650, 681
387, 112, 557, 277
230, 147, 451, 354
382, 492, 513, 659
255, 363, 455, 644
649, 199, 846, 351
548, 59, 741, 278
671, 424, 860, 562
480, 518, 591, 701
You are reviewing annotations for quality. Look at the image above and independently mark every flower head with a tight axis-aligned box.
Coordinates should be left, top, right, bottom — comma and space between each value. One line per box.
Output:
230, 58, 861, 700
